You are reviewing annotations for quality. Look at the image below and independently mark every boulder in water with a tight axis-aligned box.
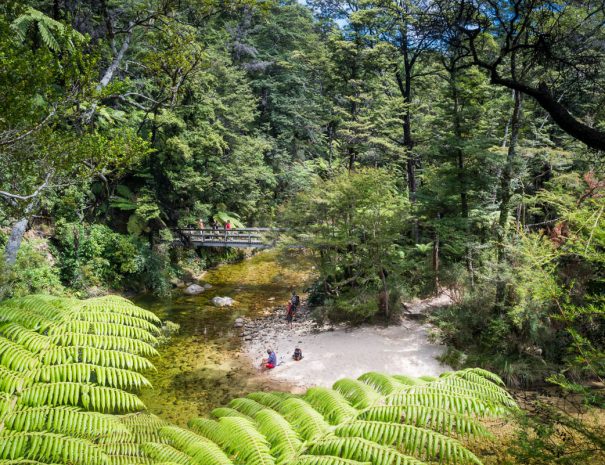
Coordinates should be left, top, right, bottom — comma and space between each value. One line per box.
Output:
184, 284, 205, 295
212, 296, 234, 307
234, 317, 244, 328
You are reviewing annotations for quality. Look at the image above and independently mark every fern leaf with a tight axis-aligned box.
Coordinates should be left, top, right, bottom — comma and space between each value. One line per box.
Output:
333, 379, 381, 409
248, 392, 290, 409
141, 443, 194, 465
255, 409, 302, 464
309, 437, 428, 465
296, 456, 371, 465
212, 407, 252, 419
357, 372, 406, 394
228, 397, 267, 417
159, 426, 233, 465
336, 420, 482, 464
304, 387, 358, 424
275, 398, 331, 441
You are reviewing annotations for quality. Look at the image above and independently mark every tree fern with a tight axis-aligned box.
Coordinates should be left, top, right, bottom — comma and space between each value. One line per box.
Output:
1, 294, 518, 465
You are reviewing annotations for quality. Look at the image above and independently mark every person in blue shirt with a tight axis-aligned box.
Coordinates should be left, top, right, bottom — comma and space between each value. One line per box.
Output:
265, 349, 277, 369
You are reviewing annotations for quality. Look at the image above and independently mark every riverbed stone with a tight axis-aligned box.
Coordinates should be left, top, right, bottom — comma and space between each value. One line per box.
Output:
212, 296, 234, 307
234, 318, 244, 328
183, 284, 205, 295
203, 283, 213, 290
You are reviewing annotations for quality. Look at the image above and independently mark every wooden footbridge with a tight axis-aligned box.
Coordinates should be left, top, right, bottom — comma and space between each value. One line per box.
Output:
173, 228, 283, 249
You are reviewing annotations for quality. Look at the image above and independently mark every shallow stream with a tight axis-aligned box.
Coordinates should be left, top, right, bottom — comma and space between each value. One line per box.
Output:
134, 250, 314, 425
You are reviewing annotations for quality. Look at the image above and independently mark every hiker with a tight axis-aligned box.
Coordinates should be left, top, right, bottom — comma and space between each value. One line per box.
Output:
263, 349, 277, 369
286, 301, 294, 328
212, 220, 219, 230
293, 347, 303, 361
290, 291, 300, 312
225, 220, 232, 230
197, 219, 205, 230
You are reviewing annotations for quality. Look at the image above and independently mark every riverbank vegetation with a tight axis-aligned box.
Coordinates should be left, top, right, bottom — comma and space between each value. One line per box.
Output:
0, 0, 604, 460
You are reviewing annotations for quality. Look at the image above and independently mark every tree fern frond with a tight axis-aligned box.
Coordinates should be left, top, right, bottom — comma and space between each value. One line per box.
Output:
0, 339, 40, 372
40, 346, 155, 372
248, 392, 289, 409
309, 437, 428, 465
296, 455, 371, 465
275, 398, 331, 441
333, 379, 381, 409
0, 366, 32, 393
32, 363, 151, 390
159, 426, 233, 465
187, 418, 224, 445
357, 372, 406, 394
141, 443, 194, 465
359, 404, 490, 436
113, 413, 169, 444
255, 409, 302, 464
0, 323, 53, 354
48, 333, 158, 357
390, 376, 425, 386
77, 296, 162, 325
215, 416, 275, 465
304, 387, 358, 424
228, 397, 267, 417
19, 382, 145, 413
3, 405, 128, 438
0, 431, 106, 465
431, 375, 516, 407
384, 390, 501, 416
212, 407, 252, 419
335, 420, 482, 464
447, 368, 506, 387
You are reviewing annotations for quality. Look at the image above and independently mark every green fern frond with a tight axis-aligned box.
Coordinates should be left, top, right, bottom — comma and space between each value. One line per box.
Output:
216, 416, 275, 465
48, 332, 158, 357
275, 398, 331, 441
296, 456, 371, 465
40, 346, 155, 372
248, 392, 289, 409
309, 437, 427, 465
19, 382, 145, 413
142, 443, 194, 465
32, 363, 151, 390
333, 379, 381, 409
228, 397, 267, 417
384, 390, 500, 416
359, 404, 490, 436
0, 431, 106, 465
0, 323, 53, 353
357, 372, 406, 394
212, 407, 252, 419
335, 420, 482, 464
0, 339, 40, 371
255, 409, 302, 464
188, 418, 224, 444
0, 366, 32, 393
159, 426, 233, 465
390, 376, 425, 386
304, 387, 358, 424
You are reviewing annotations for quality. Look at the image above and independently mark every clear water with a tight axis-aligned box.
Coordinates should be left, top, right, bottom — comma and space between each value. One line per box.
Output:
134, 249, 314, 425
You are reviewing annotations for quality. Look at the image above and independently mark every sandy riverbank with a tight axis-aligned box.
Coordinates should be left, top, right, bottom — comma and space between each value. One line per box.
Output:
242, 294, 453, 388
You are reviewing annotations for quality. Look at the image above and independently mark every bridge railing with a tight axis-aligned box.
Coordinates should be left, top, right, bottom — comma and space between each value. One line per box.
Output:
174, 228, 283, 248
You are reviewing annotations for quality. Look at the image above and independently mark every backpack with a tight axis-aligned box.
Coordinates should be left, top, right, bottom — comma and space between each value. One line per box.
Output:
293, 295, 300, 306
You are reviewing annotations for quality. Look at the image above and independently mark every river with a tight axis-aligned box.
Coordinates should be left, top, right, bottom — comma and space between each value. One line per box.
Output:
134, 249, 315, 426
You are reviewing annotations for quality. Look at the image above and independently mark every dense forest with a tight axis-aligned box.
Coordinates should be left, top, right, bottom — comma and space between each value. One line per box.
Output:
0, 0, 604, 462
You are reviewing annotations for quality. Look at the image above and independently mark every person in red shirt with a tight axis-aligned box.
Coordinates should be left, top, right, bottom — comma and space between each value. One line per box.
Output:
225, 220, 232, 230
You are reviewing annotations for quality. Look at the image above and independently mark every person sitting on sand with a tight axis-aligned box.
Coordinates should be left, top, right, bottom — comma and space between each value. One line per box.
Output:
264, 349, 277, 369
293, 347, 303, 361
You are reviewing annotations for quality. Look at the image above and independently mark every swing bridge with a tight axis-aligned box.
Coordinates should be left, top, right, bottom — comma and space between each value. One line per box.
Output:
173, 227, 286, 249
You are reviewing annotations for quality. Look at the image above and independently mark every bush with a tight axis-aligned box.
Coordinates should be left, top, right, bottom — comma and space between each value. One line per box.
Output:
0, 237, 65, 298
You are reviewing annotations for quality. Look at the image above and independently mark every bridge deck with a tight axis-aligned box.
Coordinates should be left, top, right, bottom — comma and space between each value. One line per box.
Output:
174, 228, 280, 249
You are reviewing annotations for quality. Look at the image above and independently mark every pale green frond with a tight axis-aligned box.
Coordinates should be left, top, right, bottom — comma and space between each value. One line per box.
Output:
159, 426, 233, 465
309, 437, 428, 465
357, 372, 406, 394
333, 379, 381, 409
141, 443, 194, 465
228, 397, 267, 416
359, 404, 490, 436
0, 323, 53, 353
0, 431, 106, 465
32, 363, 151, 390
390, 376, 425, 386
304, 387, 358, 424
212, 407, 251, 419
255, 409, 302, 464
19, 382, 146, 413
296, 456, 371, 465
40, 346, 155, 372
384, 390, 501, 416
335, 420, 482, 464
187, 418, 224, 445
0, 365, 33, 393
248, 392, 289, 409
0, 338, 40, 372
48, 333, 158, 357
275, 397, 331, 441
217, 416, 275, 465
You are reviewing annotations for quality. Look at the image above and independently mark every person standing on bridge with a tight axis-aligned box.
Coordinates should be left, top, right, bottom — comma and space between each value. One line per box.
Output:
225, 220, 232, 230
197, 219, 205, 229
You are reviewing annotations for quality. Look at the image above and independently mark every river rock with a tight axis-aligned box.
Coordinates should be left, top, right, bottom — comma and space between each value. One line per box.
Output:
184, 284, 205, 295
212, 296, 234, 307
234, 318, 244, 328
203, 283, 213, 290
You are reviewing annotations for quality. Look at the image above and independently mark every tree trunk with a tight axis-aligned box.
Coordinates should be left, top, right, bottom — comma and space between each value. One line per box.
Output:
379, 268, 389, 321
432, 224, 440, 292
495, 90, 523, 311
4, 217, 28, 266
